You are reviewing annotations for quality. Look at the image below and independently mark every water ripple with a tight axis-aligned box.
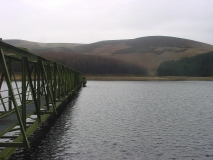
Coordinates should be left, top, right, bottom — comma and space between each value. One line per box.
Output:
9, 81, 213, 160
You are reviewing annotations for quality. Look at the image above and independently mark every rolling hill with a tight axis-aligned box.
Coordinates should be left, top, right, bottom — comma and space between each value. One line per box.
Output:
72, 36, 213, 75
4, 39, 83, 50
4, 36, 213, 75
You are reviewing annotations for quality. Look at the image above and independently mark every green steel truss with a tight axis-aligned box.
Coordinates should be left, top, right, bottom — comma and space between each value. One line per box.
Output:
0, 41, 84, 159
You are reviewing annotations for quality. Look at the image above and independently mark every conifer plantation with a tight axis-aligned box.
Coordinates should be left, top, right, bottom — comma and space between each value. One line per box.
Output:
158, 51, 213, 77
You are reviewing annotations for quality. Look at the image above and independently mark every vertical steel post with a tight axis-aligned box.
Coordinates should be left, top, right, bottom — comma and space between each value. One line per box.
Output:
53, 63, 57, 102
46, 64, 50, 109
62, 66, 65, 97
41, 62, 57, 114
58, 66, 61, 98
0, 49, 29, 147
34, 63, 37, 90
37, 59, 41, 112
8, 59, 12, 110
0, 73, 7, 111
26, 59, 41, 121
22, 57, 27, 130
11, 67, 22, 102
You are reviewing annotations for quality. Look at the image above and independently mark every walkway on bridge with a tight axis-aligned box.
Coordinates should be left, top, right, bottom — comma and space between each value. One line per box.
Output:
0, 40, 85, 159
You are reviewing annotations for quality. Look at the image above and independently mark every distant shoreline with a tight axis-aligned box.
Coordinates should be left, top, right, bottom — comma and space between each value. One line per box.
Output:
6, 74, 213, 81
86, 76, 213, 81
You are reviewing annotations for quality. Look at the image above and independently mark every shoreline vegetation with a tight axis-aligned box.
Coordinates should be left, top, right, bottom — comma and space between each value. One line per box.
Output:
4, 74, 213, 81
86, 75, 213, 81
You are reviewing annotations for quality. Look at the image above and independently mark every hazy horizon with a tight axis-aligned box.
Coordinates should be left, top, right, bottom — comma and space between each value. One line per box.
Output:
3, 35, 213, 46
1, 0, 213, 44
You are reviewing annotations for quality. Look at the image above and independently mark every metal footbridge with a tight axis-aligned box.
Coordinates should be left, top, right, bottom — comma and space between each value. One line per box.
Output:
0, 40, 85, 159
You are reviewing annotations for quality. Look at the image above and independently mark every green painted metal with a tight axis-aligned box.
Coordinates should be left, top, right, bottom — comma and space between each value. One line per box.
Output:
22, 57, 27, 130
0, 73, 7, 112
0, 49, 30, 148
0, 40, 84, 160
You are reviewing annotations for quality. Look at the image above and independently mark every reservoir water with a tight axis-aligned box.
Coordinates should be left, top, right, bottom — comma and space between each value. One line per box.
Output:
9, 81, 213, 160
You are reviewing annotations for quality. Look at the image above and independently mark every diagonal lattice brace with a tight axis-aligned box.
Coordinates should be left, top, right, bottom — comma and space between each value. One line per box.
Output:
0, 49, 29, 148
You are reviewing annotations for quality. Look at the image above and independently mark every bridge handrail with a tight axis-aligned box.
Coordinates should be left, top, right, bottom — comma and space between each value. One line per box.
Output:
0, 40, 85, 159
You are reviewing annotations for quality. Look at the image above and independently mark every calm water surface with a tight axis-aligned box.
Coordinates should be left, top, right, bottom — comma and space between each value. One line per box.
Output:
9, 81, 213, 160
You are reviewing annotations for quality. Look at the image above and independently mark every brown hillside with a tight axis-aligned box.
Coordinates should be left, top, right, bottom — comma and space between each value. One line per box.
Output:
73, 36, 213, 75
32, 50, 147, 76
4, 36, 213, 75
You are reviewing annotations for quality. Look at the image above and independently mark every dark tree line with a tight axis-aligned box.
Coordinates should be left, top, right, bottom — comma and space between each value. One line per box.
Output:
40, 52, 148, 75
158, 51, 213, 77
1, 49, 147, 76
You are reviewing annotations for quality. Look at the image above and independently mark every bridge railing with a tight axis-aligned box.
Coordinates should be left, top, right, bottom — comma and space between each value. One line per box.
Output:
0, 40, 83, 159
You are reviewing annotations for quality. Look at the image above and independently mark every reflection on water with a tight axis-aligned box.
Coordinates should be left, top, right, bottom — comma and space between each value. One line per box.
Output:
9, 81, 213, 159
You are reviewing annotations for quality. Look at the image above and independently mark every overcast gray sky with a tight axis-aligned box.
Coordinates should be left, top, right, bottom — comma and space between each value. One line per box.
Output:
1, 0, 213, 44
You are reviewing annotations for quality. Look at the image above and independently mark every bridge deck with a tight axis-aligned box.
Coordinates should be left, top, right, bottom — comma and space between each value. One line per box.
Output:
0, 97, 46, 135
0, 40, 84, 159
